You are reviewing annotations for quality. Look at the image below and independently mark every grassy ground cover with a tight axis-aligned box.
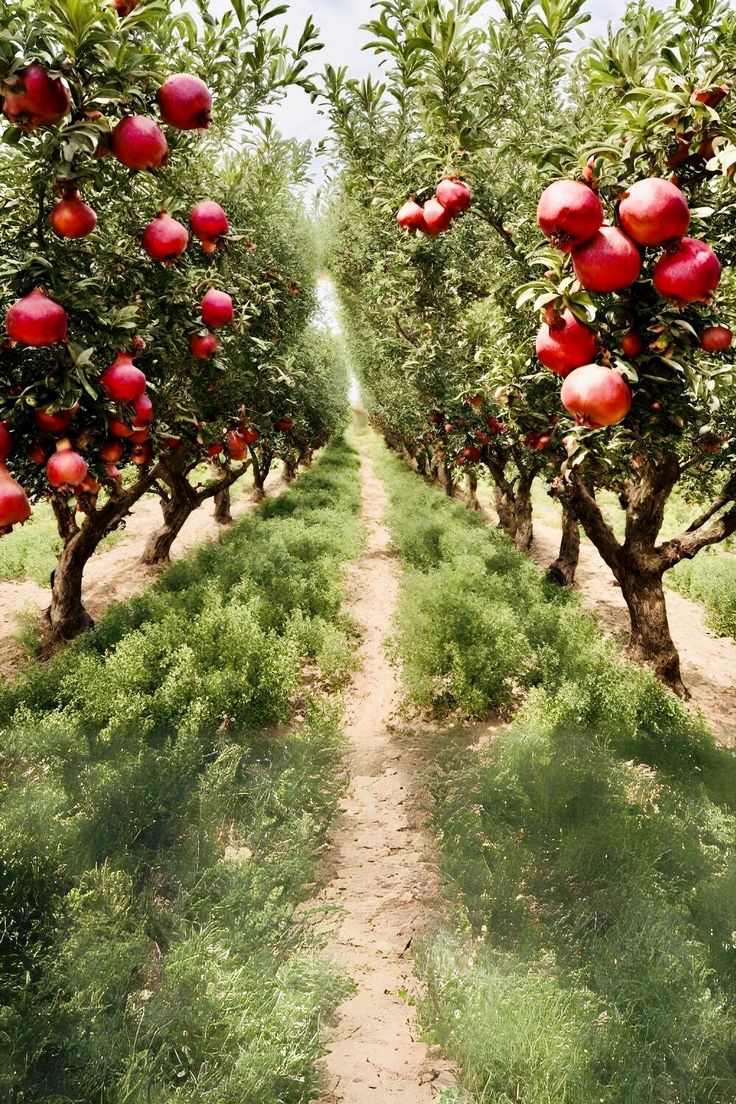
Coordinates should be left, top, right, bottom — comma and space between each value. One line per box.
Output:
0, 440, 360, 1103
372, 433, 736, 1104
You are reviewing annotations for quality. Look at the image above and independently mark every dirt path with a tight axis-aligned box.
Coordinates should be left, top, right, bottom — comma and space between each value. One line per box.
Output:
477, 486, 736, 746
315, 447, 454, 1103
0, 471, 285, 681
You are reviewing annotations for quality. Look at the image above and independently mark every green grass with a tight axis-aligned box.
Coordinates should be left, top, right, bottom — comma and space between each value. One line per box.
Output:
0, 438, 361, 1104
0, 496, 125, 585
371, 432, 736, 1104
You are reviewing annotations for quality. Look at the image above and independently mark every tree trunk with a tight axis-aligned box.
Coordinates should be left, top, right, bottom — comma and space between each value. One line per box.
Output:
619, 564, 687, 697
466, 470, 481, 511
283, 456, 298, 483
493, 481, 518, 541
142, 487, 197, 565
547, 503, 580, 587
514, 471, 534, 553
438, 461, 455, 497
213, 485, 232, 525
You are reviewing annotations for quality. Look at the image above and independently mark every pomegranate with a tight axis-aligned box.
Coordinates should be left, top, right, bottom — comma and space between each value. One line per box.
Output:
164, 436, 181, 450
621, 330, 646, 358
131, 442, 153, 466
100, 352, 146, 402
108, 417, 133, 438
524, 432, 553, 451
396, 200, 426, 231
141, 211, 189, 261
99, 438, 124, 463
226, 429, 247, 459
190, 201, 229, 248
207, 442, 224, 457
129, 427, 149, 444
692, 84, 729, 108
618, 178, 690, 247
112, 116, 168, 170
560, 365, 632, 428
653, 238, 721, 304
535, 309, 598, 376
27, 442, 47, 464
486, 416, 506, 435
572, 227, 641, 293
105, 463, 122, 480
0, 421, 12, 462
1, 62, 71, 131
110, 0, 140, 13
46, 439, 88, 487
466, 394, 484, 408
201, 288, 234, 327
537, 180, 603, 252
157, 74, 212, 129
275, 417, 294, 432
462, 445, 482, 462
34, 405, 77, 434
428, 411, 443, 425
50, 187, 97, 239
132, 393, 154, 424
189, 332, 218, 359
241, 427, 260, 446
435, 178, 472, 215
6, 289, 68, 346
422, 198, 453, 236
0, 463, 31, 530
700, 325, 733, 351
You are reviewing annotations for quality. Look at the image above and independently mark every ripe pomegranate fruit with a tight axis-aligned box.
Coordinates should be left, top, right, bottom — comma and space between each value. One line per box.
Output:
486, 416, 506, 435
462, 445, 482, 462
429, 411, 443, 425
129, 427, 149, 444
34, 405, 77, 434
618, 178, 690, 247
99, 438, 124, 463
692, 84, 729, 108
275, 417, 294, 431
189, 332, 218, 359
201, 288, 234, 327
561, 365, 632, 428
190, 201, 229, 249
536, 309, 598, 376
27, 441, 46, 464
572, 227, 642, 293
226, 429, 247, 459
537, 180, 603, 252
1, 62, 71, 131
0, 421, 12, 462
108, 417, 133, 438
0, 463, 31, 530
621, 330, 646, 358
46, 439, 88, 487
524, 432, 553, 451
241, 427, 260, 446
435, 178, 472, 215
6, 289, 68, 346
131, 442, 153, 466
207, 442, 224, 457
132, 393, 154, 424
100, 352, 146, 402
396, 200, 426, 231
50, 187, 97, 239
422, 198, 453, 236
112, 116, 168, 170
653, 238, 721, 304
157, 74, 212, 129
141, 211, 189, 261
164, 436, 181, 450
700, 325, 733, 351
110, 0, 140, 13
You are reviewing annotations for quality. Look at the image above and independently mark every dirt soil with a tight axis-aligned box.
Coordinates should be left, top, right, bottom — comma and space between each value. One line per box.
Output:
0, 472, 285, 681
478, 487, 736, 746
315, 446, 454, 1103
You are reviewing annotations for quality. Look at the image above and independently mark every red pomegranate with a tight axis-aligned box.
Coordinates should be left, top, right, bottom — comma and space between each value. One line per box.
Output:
653, 238, 721, 304
34, 405, 77, 434
561, 365, 632, 428
50, 187, 97, 239
537, 180, 603, 252
99, 438, 124, 463
131, 442, 153, 466
157, 74, 212, 130
692, 84, 730, 108
190, 201, 229, 248
105, 463, 122, 480
241, 426, 260, 446
201, 288, 234, 327
0, 421, 12, 462
618, 178, 690, 247
27, 441, 47, 465
207, 442, 224, 457
141, 211, 189, 261
108, 417, 133, 438
100, 352, 146, 402
274, 417, 294, 432
572, 227, 642, 293
1, 62, 71, 131
0, 463, 31, 530
132, 393, 154, 424
6, 289, 68, 346
129, 427, 149, 444
164, 436, 181, 450
226, 429, 247, 459
621, 331, 646, 358
46, 439, 88, 487
189, 332, 218, 359
462, 445, 482, 462
536, 309, 598, 376
422, 198, 453, 236
110, 0, 140, 13
486, 415, 506, 434
700, 325, 732, 351
396, 200, 426, 231
112, 116, 168, 170
436, 178, 472, 215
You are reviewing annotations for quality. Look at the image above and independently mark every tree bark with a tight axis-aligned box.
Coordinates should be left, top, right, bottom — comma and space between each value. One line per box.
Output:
213, 486, 232, 525
546, 502, 580, 587
619, 563, 687, 697
283, 456, 299, 483
466, 470, 481, 511
514, 470, 534, 553
438, 460, 455, 497
250, 449, 272, 502
487, 460, 535, 551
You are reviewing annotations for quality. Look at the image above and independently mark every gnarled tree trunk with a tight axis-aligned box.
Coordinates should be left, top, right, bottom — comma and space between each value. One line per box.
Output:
213, 486, 232, 525
487, 460, 535, 552
283, 456, 299, 483
547, 503, 580, 587
438, 460, 455, 497
466, 470, 481, 511
250, 448, 272, 502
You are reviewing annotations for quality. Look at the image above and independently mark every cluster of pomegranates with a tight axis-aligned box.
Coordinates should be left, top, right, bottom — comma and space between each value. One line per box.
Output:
535, 173, 728, 429
396, 177, 472, 237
